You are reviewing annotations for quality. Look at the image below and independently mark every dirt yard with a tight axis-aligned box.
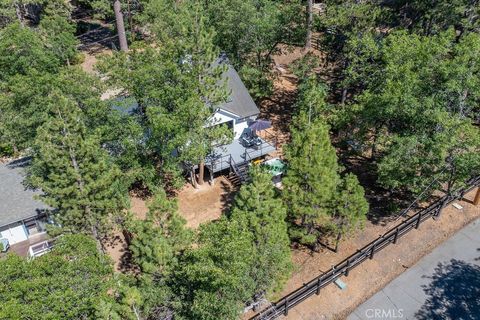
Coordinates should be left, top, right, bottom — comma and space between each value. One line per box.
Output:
105, 177, 237, 271
177, 176, 237, 228
259, 189, 480, 320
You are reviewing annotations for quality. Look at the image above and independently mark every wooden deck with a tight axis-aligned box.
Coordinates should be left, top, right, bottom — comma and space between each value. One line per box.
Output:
1, 233, 49, 257
206, 137, 276, 173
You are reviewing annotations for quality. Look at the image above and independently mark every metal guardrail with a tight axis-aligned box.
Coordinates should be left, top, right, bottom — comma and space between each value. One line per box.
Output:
251, 176, 480, 320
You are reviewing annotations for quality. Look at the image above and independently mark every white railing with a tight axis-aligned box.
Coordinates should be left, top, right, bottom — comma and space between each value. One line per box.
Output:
28, 240, 54, 259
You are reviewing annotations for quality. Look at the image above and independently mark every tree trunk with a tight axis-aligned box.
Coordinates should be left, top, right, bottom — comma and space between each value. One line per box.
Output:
198, 160, 205, 185
334, 231, 342, 253
191, 167, 198, 189
14, 2, 24, 27
127, 0, 134, 41
91, 225, 105, 257
341, 88, 348, 105
304, 0, 313, 50
113, 0, 128, 52
132, 304, 141, 320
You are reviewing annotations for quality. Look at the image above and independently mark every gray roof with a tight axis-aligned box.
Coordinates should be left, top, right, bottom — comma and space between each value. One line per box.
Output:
216, 55, 260, 118
0, 158, 48, 228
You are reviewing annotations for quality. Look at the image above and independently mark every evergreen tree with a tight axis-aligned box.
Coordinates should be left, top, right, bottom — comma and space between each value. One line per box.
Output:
295, 75, 337, 126
176, 217, 256, 320
0, 68, 109, 152
283, 113, 340, 248
331, 173, 369, 252
130, 189, 191, 275
352, 30, 480, 194
0, 234, 115, 319
202, 0, 305, 98
0, 23, 61, 81
100, 1, 232, 188
230, 166, 291, 295
129, 188, 192, 319
28, 93, 128, 248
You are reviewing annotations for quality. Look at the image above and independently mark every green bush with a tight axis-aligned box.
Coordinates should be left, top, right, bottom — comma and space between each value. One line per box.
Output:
0, 143, 14, 157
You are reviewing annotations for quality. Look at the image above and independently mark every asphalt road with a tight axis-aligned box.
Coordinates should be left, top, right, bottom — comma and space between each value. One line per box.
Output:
348, 218, 480, 320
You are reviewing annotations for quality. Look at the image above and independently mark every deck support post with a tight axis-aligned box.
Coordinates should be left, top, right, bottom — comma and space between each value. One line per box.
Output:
345, 259, 350, 277
316, 277, 321, 295
370, 243, 375, 259
284, 299, 289, 316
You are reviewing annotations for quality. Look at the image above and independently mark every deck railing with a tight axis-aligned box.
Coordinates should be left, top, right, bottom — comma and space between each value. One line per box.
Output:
28, 239, 55, 259
258, 130, 278, 149
207, 137, 276, 174
250, 176, 480, 320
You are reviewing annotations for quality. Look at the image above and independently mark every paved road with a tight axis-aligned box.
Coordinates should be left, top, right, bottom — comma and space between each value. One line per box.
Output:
348, 218, 480, 320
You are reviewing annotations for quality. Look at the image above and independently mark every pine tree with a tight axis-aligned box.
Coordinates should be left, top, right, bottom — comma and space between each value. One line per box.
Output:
0, 234, 114, 320
283, 113, 340, 248
99, 1, 232, 188
295, 75, 337, 125
331, 173, 369, 252
230, 166, 291, 295
128, 188, 192, 319
28, 93, 128, 249
130, 188, 192, 275
176, 217, 256, 320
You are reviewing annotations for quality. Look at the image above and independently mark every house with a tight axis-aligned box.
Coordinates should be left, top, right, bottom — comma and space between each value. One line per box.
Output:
0, 158, 49, 247
108, 55, 277, 183
203, 56, 277, 181
208, 56, 261, 139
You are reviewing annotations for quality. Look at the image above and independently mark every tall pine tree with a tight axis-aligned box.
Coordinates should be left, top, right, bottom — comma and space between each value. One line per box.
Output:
28, 93, 128, 249
283, 113, 340, 248
331, 173, 369, 252
129, 188, 192, 319
230, 166, 291, 296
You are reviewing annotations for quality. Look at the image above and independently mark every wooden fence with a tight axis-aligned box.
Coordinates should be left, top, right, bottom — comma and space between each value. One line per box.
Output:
251, 176, 480, 320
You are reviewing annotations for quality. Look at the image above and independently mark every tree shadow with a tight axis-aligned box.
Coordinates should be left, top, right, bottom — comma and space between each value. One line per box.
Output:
76, 20, 118, 53
219, 178, 239, 216
415, 258, 480, 320
339, 155, 416, 226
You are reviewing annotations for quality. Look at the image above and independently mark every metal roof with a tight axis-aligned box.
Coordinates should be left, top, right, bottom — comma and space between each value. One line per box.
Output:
0, 158, 48, 228
215, 55, 260, 118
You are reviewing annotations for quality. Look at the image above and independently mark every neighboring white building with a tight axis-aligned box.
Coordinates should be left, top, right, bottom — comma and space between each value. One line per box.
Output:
0, 159, 49, 246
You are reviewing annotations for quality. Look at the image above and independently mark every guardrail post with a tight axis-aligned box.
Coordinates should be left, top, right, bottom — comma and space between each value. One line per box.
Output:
415, 211, 422, 229
345, 259, 351, 276
316, 277, 321, 295
434, 198, 446, 219
393, 228, 399, 244
370, 243, 376, 259
284, 299, 289, 316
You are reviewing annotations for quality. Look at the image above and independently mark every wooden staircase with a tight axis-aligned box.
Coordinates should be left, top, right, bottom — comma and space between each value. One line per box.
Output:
227, 156, 250, 186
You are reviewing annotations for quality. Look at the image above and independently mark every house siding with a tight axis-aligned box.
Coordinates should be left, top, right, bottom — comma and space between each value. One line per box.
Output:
0, 222, 28, 244
209, 109, 258, 139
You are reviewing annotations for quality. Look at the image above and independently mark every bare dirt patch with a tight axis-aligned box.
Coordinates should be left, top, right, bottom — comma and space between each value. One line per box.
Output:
130, 194, 149, 220
268, 189, 479, 320
103, 229, 137, 273
260, 44, 328, 158
177, 176, 238, 229
80, 46, 112, 75
103, 193, 148, 272
105, 178, 238, 271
